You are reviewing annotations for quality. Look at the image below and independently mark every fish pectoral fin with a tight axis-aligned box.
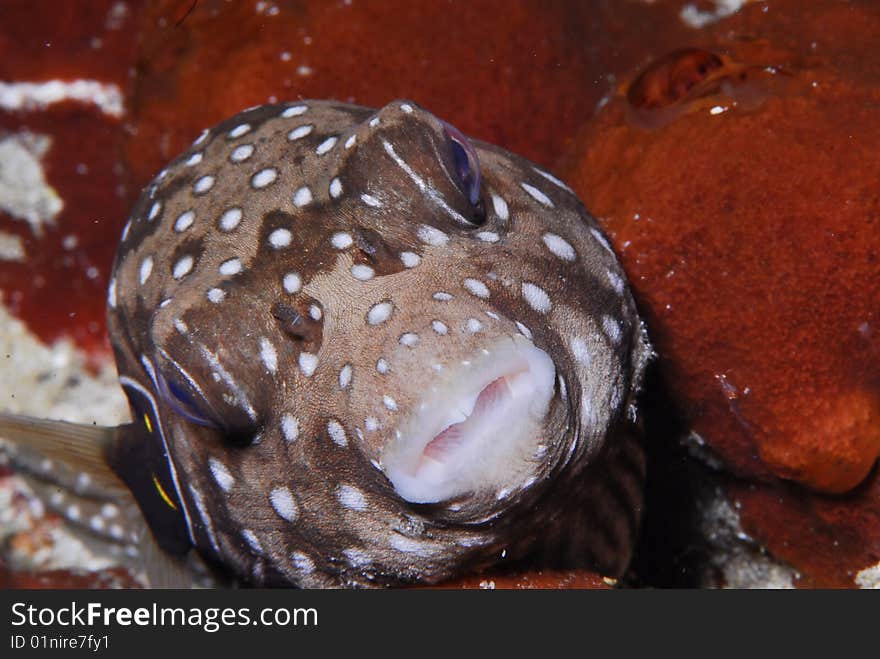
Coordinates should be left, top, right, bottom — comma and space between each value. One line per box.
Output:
0, 413, 195, 588
139, 528, 194, 589
0, 413, 128, 496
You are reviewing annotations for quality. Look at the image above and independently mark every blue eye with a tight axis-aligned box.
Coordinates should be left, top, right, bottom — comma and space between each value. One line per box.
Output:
156, 368, 216, 427
441, 121, 483, 214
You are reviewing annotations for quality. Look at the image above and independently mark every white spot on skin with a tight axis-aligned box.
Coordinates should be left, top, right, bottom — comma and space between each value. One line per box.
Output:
491, 193, 509, 221
607, 270, 625, 294
515, 321, 533, 339
365, 417, 379, 432
477, 231, 499, 243
603, 316, 622, 344
193, 175, 215, 195
268, 227, 292, 248
208, 458, 234, 492
432, 320, 448, 335
399, 332, 419, 347
107, 278, 117, 308
570, 337, 591, 365
288, 125, 313, 140
485, 310, 500, 320
228, 123, 251, 138
174, 210, 195, 232
383, 395, 398, 411
361, 193, 382, 208
230, 144, 254, 162
185, 152, 202, 166
433, 292, 453, 301
309, 304, 322, 321
148, 201, 161, 220
351, 264, 374, 280
139, 256, 153, 284
172, 255, 194, 280
291, 552, 315, 574
219, 258, 242, 276
193, 129, 209, 146
269, 487, 299, 522
344, 134, 357, 149
581, 395, 594, 429
281, 104, 308, 117
283, 272, 302, 294
293, 186, 313, 207
251, 167, 278, 189
522, 282, 552, 314
542, 233, 576, 261
207, 287, 226, 303
344, 548, 371, 567
400, 251, 421, 268
242, 529, 262, 553
591, 228, 614, 253
316, 136, 337, 155
417, 224, 449, 246
328, 420, 347, 447
466, 318, 483, 333
259, 338, 278, 374
376, 358, 390, 374
369, 117, 380, 128
66, 505, 81, 521
339, 364, 352, 389
400, 103, 414, 113
533, 166, 573, 192
89, 515, 105, 532
329, 177, 342, 198
299, 352, 318, 377
338, 485, 366, 510
281, 414, 299, 442
390, 535, 438, 556
219, 207, 243, 231
367, 301, 393, 325
463, 278, 490, 299
174, 318, 188, 334
521, 182, 554, 207
331, 232, 353, 249
101, 503, 118, 518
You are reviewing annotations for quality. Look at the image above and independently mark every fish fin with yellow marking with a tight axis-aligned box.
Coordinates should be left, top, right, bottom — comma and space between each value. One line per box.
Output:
0, 413, 193, 588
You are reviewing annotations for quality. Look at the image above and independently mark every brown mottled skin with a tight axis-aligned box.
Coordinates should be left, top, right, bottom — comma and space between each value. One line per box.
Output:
102, 100, 651, 587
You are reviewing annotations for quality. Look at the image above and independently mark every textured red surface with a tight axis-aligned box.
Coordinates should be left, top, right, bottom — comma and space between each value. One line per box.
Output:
126, 0, 692, 187
727, 469, 880, 588
0, 0, 144, 356
0, 563, 142, 589
435, 569, 611, 590
560, 0, 880, 585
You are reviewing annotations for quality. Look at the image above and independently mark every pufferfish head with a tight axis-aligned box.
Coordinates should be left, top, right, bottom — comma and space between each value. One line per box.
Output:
108, 99, 650, 587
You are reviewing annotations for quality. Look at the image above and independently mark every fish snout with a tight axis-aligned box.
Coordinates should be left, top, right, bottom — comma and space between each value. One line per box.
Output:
375, 334, 557, 507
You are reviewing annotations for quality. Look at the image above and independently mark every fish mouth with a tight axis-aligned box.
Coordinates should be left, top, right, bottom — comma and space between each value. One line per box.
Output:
382, 335, 556, 504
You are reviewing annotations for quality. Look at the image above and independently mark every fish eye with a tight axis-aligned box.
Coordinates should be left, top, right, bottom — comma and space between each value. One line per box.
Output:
441, 121, 486, 225
156, 368, 217, 428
